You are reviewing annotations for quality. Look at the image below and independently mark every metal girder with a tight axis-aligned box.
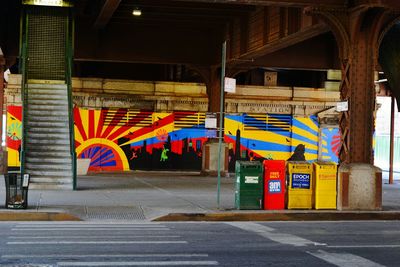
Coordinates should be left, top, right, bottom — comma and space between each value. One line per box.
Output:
228, 23, 330, 65
174, 0, 346, 8
94, 0, 121, 29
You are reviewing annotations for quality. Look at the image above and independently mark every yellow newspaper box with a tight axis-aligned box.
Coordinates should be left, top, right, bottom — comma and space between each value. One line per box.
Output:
313, 161, 337, 209
287, 161, 313, 209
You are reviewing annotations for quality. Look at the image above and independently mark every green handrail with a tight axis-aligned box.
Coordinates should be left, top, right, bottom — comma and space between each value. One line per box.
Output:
66, 9, 77, 189
20, 8, 29, 175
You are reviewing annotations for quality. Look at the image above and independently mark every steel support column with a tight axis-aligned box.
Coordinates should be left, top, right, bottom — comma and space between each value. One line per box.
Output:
310, 7, 397, 164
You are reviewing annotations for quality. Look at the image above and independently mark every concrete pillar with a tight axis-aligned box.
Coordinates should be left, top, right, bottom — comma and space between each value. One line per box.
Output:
337, 164, 382, 210
201, 140, 229, 176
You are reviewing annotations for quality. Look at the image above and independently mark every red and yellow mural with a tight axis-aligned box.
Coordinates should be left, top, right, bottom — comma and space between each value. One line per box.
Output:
6, 106, 339, 172
6, 106, 22, 168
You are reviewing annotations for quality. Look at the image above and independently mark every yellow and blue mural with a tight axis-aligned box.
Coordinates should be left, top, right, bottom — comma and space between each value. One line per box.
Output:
6, 106, 340, 171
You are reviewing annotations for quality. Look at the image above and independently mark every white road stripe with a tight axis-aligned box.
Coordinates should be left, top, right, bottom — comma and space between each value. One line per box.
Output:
7, 241, 187, 245
11, 228, 169, 231
14, 225, 166, 228
226, 222, 326, 247
8, 235, 180, 239
57, 261, 218, 266
328, 245, 400, 248
308, 250, 385, 267
2, 254, 208, 259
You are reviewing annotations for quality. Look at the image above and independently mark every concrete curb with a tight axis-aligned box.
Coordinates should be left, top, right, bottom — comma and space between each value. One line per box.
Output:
0, 211, 82, 221
153, 211, 400, 221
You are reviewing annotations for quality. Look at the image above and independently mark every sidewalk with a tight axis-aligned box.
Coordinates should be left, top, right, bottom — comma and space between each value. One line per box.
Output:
1, 171, 400, 221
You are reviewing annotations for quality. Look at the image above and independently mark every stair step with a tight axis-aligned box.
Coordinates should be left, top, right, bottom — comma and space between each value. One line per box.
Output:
26, 146, 70, 152
27, 110, 69, 117
27, 116, 69, 122
26, 151, 71, 158
26, 139, 70, 146
26, 127, 69, 134
29, 183, 73, 190
27, 83, 67, 90
28, 87, 68, 93
30, 177, 73, 184
26, 132, 70, 140
27, 104, 69, 111
25, 170, 73, 177
28, 94, 68, 101
27, 99, 68, 106
26, 157, 72, 164
26, 121, 69, 128
25, 163, 72, 171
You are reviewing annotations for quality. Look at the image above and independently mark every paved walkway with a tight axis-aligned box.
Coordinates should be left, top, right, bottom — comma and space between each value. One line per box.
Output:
0, 171, 400, 221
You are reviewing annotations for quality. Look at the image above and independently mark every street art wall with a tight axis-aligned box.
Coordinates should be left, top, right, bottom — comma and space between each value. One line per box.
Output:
6, 106, 340, 171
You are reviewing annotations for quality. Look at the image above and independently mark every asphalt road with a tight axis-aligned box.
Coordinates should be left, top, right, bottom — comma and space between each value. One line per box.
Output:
0, 221, 399, 266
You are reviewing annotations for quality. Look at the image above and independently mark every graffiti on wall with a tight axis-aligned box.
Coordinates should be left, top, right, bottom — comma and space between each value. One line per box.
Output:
6, 106, 340, 171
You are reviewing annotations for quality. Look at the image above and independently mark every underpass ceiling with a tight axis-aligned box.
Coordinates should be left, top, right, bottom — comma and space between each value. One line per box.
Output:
7, 0, 394, 81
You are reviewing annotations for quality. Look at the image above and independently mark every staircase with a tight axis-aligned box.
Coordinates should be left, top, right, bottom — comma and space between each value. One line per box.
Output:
23, 82, 74, 190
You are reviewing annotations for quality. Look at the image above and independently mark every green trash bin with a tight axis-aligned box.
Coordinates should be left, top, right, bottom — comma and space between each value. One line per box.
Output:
235, 161, 263, 210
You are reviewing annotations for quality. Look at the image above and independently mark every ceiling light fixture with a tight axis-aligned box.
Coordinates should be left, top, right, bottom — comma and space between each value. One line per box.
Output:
132, 8, 142, 16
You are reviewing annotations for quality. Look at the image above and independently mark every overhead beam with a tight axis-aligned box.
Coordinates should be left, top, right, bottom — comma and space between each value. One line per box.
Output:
173, 0, 346, 8
228, 23, 330, 65
94, 0, 121, 29
353, 0, 400, 9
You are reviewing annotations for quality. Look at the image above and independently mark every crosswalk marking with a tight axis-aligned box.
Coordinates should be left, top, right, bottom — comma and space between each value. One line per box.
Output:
11, 228, 169, 231
57, 261, 219, 266
227, 222, 326, 247
2, 254, 209, 259
14, 224, 166, 228
328, 244, 400, 248
2, 223, 218, 266
8, 235, 180, 239
7, 241, 187, 245
307, 250, 385, 267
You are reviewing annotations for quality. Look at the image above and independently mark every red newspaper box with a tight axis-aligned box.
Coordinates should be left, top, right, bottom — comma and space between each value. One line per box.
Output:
263, 160, 286, 210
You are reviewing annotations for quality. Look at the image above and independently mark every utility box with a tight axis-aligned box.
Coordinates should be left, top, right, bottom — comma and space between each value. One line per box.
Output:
263, 160, 286, 210
235, 161, 263, 210
313, 161, 337, 209
287, 161, 313, 209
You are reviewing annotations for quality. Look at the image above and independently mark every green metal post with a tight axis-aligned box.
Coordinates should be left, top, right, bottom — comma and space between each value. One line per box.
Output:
20, 8, 29, 175
66, 10, 77, 189
217, 41, 226, 208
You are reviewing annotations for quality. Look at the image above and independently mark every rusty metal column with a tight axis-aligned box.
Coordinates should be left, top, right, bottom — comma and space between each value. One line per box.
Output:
308, 6, 400, 210
389, 95, 395, 184
309, 7, 395, 164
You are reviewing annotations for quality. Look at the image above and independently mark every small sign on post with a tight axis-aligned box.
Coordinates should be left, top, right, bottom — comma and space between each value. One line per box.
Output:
336, 100, 348, 112
224, 77, 236, 93
22, 174, 30, 188
205, 113, 217, 129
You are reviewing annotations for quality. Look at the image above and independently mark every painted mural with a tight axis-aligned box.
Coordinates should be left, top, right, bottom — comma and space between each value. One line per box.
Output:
6, 106, 22, 168
74, 108, 215, 171
6, 106, 340, 171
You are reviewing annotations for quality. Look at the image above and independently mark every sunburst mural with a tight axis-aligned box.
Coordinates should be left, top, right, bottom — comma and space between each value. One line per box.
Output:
7, 105, 340, 172
6, 106, 22, 167
74, 108, 212, 171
